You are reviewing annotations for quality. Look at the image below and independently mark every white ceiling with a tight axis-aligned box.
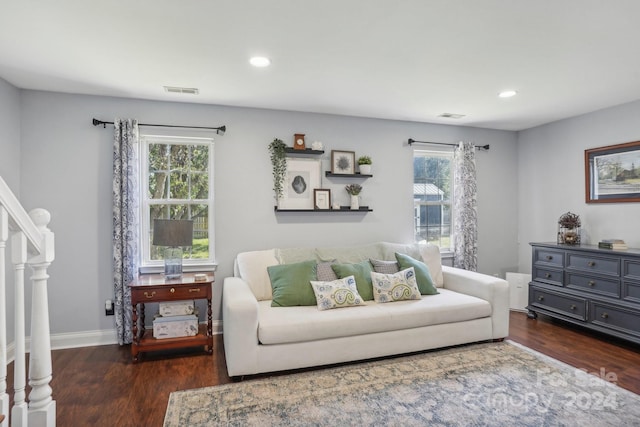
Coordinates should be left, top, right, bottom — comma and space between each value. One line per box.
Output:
1, 0, 639, 131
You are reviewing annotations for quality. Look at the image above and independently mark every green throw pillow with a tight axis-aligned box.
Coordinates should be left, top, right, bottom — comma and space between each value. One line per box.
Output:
331, 260, 374, 301
395, 252, 439, 295
267, 259, 318, 307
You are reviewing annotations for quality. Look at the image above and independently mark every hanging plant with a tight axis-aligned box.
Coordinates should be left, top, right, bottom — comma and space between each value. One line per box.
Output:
268, 138, 287, 200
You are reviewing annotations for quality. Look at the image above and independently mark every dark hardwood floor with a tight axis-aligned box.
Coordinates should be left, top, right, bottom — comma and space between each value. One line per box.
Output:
6, 311, 640, 426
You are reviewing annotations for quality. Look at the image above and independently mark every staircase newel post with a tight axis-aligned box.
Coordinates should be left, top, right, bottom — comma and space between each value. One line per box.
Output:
26, 209, 55, 427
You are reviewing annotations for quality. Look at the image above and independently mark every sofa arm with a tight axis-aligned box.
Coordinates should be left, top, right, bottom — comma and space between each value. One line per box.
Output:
222, 277, 260, 377
442, 265, 510, 339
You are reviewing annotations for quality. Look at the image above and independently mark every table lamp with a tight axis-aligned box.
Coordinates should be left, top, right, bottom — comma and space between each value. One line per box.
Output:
153, 219, 193, 279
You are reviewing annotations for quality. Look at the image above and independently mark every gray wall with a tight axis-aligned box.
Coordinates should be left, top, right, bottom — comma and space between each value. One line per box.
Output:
0, 77, 21, 343
14, 89, 518, 336
517, 99, 640, 272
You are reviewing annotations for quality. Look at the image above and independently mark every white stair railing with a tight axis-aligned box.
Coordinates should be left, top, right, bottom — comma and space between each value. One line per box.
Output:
0, 176, 55, 427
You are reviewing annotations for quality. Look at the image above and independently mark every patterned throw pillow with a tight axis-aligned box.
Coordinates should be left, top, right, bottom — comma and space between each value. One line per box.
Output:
310, 276, 366, 310
370, 267, 422, 303
369, 258, 400, 274
315, 261, 338, 281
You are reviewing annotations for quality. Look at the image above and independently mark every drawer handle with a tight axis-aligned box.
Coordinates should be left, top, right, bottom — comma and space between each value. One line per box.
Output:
588, 280, 595, 287
545, 273, 552, 279
587, 261, 596, 267
189, 288, 202, 293
538, 296, 544, 301
144, 291, 156, 299
570, 304, 576, 310
170, 288, 175, 293
601, 313, 609, 319
546, 255, 553, 261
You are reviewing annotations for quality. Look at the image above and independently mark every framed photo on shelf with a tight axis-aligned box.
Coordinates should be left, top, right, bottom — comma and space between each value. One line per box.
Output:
331, 150, 355, 174
585, 140, 640, 203
314, 189, 331, 210
277, 158, 322, 209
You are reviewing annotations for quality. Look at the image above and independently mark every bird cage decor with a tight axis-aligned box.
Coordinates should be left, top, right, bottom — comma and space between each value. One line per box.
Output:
557, 212, 581, 245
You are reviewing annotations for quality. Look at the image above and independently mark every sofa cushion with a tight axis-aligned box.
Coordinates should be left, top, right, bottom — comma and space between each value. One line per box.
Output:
268, 260, 318, 307
331, 260, 375, 301
310, 276, 366, 310
236, 249, 279, 301
371, 268, 421, 303
257, 289, 492, 345
316, 243, 383, 264
395, 252, 439, 295
419, 244, 444, 287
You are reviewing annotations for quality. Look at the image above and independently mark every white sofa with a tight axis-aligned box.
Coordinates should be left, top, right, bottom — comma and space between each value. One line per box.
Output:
222, 242, 509, 377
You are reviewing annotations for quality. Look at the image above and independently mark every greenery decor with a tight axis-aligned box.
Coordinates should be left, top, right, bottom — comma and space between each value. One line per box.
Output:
558, 212, 581, 229
345, 184, 362, 196
357, 156, 372, 165
268, 138, 287, 200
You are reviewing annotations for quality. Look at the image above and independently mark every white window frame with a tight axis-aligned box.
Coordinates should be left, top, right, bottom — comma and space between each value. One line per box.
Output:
413, 148, 454, 253
139, 134, 216, 273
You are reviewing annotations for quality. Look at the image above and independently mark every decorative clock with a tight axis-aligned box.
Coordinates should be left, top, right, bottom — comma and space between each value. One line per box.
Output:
293, 133, 306, 150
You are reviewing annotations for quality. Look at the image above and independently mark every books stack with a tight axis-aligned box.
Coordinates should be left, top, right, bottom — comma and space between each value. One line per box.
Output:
598, 239, 628, 250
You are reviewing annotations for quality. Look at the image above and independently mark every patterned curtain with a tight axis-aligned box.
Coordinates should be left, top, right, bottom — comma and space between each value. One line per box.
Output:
113, 118, 139, 345
453, 141, 478, 271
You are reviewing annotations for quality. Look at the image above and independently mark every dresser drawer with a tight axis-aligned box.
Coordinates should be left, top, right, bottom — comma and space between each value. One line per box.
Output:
566, 272, 620, 298
566, 252, 619, 277
623, 259, 640, 281
532, 266, 563, 286
623, 281, 640, 304
590, 302, 640, 338
132, 284, 210, 301
533, 248, 564, 268
530, 287, 587, 320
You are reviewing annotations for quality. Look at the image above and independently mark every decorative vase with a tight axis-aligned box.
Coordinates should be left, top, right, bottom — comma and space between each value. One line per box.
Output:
359, 164, 371, 175
350, 195, 359, 210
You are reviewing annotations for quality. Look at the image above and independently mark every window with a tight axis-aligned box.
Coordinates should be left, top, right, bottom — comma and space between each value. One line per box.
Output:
140, 135, 215, 269
413, 149, 452, 250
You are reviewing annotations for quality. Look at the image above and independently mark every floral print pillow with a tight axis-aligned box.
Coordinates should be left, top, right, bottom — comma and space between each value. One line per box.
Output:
370, 268, 422, 303
310, 276, 366, 310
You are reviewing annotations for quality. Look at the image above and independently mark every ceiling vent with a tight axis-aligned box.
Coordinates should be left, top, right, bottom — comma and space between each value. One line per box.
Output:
163, 86, 199, 95
438, 113, 466, 119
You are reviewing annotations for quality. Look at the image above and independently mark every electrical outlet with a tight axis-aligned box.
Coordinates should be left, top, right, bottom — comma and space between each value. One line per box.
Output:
105, 299, 114, 316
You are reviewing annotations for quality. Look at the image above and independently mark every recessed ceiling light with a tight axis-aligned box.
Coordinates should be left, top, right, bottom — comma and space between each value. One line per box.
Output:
249, 56, 271, 67
498, 90, 517, 98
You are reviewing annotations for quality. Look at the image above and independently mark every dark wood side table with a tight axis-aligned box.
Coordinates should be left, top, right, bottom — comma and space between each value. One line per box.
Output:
128, 272, 214, 362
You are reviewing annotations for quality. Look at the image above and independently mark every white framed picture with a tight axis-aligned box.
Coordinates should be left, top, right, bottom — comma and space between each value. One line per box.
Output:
277, 158, 322, 209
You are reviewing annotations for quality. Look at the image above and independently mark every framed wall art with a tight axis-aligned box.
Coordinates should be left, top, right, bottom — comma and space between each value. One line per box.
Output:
585, 140, 640, 203
314, 189, 331, 210
331, 150, 355, 174
277, 158, 322, 209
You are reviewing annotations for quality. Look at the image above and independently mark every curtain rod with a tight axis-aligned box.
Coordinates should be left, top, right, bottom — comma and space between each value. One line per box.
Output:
92, 118, 226, 135
408, 138, 489, 151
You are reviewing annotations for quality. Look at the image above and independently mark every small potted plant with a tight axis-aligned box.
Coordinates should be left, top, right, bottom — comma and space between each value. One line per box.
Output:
345, 184, 362, 210
357, 156, 372, 175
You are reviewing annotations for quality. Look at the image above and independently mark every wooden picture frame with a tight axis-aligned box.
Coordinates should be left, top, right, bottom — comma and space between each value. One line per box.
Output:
331, 150, 356, 175
314, 189, 331, 210
585, 140, 640, 203
277, 158, 322, 209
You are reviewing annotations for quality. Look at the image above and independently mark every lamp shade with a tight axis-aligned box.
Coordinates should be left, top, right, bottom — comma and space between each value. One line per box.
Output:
153, 219, 193, 247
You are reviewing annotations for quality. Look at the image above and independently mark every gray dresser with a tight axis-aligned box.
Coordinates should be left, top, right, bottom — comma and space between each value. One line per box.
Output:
528, 242, 640, 344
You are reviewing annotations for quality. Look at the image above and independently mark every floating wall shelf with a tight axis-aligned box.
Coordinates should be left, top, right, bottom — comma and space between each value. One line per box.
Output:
284, 148, 324, 155
325, 172, 372, 178
274, 206, 372, 213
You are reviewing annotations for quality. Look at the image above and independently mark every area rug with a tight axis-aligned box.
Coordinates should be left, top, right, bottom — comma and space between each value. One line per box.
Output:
164, 341, 640, 426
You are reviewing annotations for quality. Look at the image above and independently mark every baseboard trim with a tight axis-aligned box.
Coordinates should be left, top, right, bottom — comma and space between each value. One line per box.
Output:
5, 320, 222, 362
